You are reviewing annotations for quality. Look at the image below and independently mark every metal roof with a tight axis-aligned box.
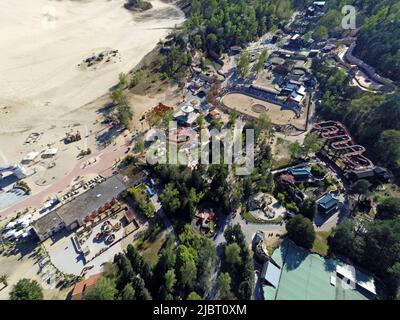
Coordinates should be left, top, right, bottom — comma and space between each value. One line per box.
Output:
265, 240, 376, 300
317, 193, 339, 209
262, 261, 282, 288
56, 174, 129, 226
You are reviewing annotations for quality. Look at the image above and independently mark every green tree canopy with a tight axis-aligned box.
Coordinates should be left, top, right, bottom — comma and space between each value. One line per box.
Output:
187, 291, 202, 300
217, 272, 232, 299
84, 277, 117, 300
121, 283, 136, 300
224, 243, 242, 266
376, 197, 400, 220
286, 215, 316, 249
9, 279, 43, 300
237, 51, 250, 78
160, 183, 181, 214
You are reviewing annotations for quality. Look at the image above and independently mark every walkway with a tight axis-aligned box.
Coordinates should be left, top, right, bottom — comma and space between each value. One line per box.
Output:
0, 136, 132, 218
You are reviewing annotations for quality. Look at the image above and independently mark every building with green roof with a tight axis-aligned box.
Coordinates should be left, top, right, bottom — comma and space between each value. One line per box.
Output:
316, 193, 339, 215
263, 239, 379, 300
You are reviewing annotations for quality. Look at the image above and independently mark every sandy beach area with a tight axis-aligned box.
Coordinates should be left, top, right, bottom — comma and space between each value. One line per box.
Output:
0, 0, 184, 216
0, 0, 184, 160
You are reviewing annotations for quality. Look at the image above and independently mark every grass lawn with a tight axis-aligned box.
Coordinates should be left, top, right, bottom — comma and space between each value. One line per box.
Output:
141, 231, 166, 267
243, 210, 284, 225
374, 183, 400, 202
312, 231, 331, 257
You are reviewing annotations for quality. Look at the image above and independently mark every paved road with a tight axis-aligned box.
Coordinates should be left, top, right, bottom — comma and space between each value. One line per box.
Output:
207, 210, 286, 299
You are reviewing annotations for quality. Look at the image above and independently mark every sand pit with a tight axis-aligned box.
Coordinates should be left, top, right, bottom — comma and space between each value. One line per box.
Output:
252, 104, 267, 113
0, 0, 184, 112
0, 0, 184, 169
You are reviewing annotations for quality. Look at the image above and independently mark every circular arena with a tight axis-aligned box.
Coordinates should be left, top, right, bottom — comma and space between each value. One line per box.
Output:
251, 104, 267, 113
219, 85, 309, 129
221, 93, 297, 125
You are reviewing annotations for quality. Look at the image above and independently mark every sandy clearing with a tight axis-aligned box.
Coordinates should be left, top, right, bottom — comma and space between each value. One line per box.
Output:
0, 0, 183, 114
222, 93, 297, 124
0, 0, 184, 213
0, 0, 184, 162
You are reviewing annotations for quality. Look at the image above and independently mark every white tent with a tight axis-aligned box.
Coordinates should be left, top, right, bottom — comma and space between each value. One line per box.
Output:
3, 229, 17, 240
5, 221, 17, 230
22, 151, 39, 163
16, 214, 32, 225
13, 230, 24, 239
42, 148, 58, 157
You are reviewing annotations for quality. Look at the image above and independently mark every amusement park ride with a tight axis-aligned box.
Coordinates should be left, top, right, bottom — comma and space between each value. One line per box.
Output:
312, 121, 374, 171
65, 131, 82, 144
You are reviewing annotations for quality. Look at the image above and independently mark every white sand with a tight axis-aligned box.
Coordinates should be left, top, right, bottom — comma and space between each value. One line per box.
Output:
0, 0, 184, 164
0, 0, 183, 111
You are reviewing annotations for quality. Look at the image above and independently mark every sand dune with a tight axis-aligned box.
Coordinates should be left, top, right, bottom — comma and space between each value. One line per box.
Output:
0, 0, 184, 121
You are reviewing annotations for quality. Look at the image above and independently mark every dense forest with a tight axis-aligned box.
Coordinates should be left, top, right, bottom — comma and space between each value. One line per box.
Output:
313, 56, 400, 297
84, 227, 216, 300
82, 222, 258, 300
329, 210, 400, 298
183, 0, 293, 54
317, 0, 400, 82
354, 2, 400, 81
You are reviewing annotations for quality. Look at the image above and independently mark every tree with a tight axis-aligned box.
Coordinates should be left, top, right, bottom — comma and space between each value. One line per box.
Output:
160, 183, 181, 214
303, 133, 322, 156
187, 291, 202, 300
164, 269, 177, 293
135, 138, 145, 154
237, 281, 252, 300
187, 188, 204, 216
376, 130, 400, 171
211, 119, 223, 130
196, 241, 216, 295
111, 87, 127, 105
0, 274, 8, 287
126, 245, 153, 285
117, 103, 133, 128
286, 215, 315, 249
288, 141, 303, 159
376, 197, 400, 220
228, 108, 239, 126
299, 198, 317, 221
387, 262, 400, 294
9, 279, 43, 300
328, 219, 356, 257
217, 272, 231, 299
313, 25, 328, 41
121, 283, 136, 300
237, 51, 250, 78
133, 277, 152, 300
114, 253, 134, 290
196, 115, 205, 128
224, 224, 246, 246
118, 72, 129, 88
84, 277, 117, 300
224, 243, 241, 266
349, 179, 371, 201
255, 112, 272, 140
179, 260, 197, 290
130, 70, 143, 88
254, 49, 268, 75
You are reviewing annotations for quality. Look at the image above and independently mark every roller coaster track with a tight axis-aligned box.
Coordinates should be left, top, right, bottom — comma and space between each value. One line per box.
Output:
312, 121, 374, 171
